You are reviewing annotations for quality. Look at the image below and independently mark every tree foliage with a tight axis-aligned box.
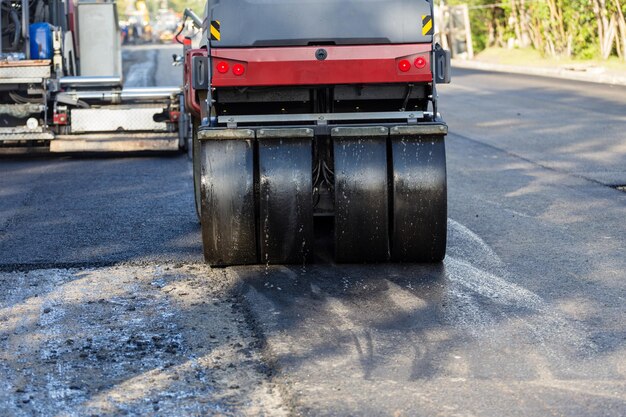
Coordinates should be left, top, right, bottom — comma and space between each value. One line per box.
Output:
444, 0, 626, 59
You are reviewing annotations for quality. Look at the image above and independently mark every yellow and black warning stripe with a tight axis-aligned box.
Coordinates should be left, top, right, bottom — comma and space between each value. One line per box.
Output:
210, 20, 221, 41
422, 15, 433, 36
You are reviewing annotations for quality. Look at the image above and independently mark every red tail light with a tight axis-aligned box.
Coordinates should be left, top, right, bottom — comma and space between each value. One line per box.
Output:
216, 61, 229, 73
232, 64, 245, 76
398, 60, 411, 72
414, 57, 426, 69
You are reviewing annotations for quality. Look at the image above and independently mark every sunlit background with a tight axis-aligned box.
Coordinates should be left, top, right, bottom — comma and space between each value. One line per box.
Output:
439, 0, 625, 68
116, 0, 204, 45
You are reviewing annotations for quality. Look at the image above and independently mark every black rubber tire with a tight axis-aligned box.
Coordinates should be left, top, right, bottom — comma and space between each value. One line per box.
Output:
178, 95, 191, 155
199, 138, 258, 266
333, 136, 390, 263
390, 135, 447, 262
258, 137, 314, 264
191, 118, 201, 222
185, 113, 193, 160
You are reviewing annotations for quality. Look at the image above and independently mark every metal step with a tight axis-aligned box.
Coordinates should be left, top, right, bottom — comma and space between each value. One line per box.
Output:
50, 133, 179, 152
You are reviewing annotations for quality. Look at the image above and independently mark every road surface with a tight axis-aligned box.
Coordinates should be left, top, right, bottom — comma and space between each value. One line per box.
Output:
0, 48, 625, 416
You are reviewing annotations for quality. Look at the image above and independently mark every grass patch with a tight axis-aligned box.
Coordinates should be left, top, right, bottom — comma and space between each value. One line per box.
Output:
475, 47, 626, 72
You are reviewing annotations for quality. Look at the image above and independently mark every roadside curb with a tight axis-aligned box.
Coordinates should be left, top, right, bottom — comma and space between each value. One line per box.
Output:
451, 58, 626, 87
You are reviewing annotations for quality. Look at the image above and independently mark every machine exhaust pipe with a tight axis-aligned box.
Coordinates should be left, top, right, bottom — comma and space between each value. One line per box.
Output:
59, 76, 122, 88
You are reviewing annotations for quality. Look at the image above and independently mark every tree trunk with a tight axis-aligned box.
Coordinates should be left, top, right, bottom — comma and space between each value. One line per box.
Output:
614, 0, 626, 59
527, 14, 545, 54
488, 20, 496, 48
518, 0, 532, 47
510, 0, 522, 47
602, 15, 617, 59
592, 0, 605, 56
545, 0, 568, 56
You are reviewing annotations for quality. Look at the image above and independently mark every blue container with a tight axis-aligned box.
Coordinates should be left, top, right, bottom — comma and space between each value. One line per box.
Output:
29, 23, 53, 59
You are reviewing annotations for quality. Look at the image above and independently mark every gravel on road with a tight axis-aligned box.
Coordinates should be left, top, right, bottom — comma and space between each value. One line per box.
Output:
0, 264, 288, 416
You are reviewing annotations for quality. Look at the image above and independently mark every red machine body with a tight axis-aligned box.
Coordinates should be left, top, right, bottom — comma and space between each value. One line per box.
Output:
209, 44, 432, 87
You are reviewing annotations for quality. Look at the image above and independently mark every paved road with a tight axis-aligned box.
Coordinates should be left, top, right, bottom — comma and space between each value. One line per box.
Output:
0, 45, 196, 269
1, 60, 625, 416
0, 155, 201, 268
122, 44, 183, 88
236, 72, 626, 415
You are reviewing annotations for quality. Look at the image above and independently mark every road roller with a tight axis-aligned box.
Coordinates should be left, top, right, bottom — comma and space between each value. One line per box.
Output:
183, 0, 451, 266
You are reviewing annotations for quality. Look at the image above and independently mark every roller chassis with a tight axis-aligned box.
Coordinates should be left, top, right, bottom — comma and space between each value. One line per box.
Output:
186, 0, 451, 266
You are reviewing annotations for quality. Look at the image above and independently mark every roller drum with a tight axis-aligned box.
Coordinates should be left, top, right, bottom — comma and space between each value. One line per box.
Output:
199, 139, 258, 266
390, 134, 447, 262
192, 118, 201, 221
333, 129, 390, 263
258, 135, 314, 264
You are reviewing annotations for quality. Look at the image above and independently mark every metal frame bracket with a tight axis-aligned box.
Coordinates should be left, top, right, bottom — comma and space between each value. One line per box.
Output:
191, 56, 210, 90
